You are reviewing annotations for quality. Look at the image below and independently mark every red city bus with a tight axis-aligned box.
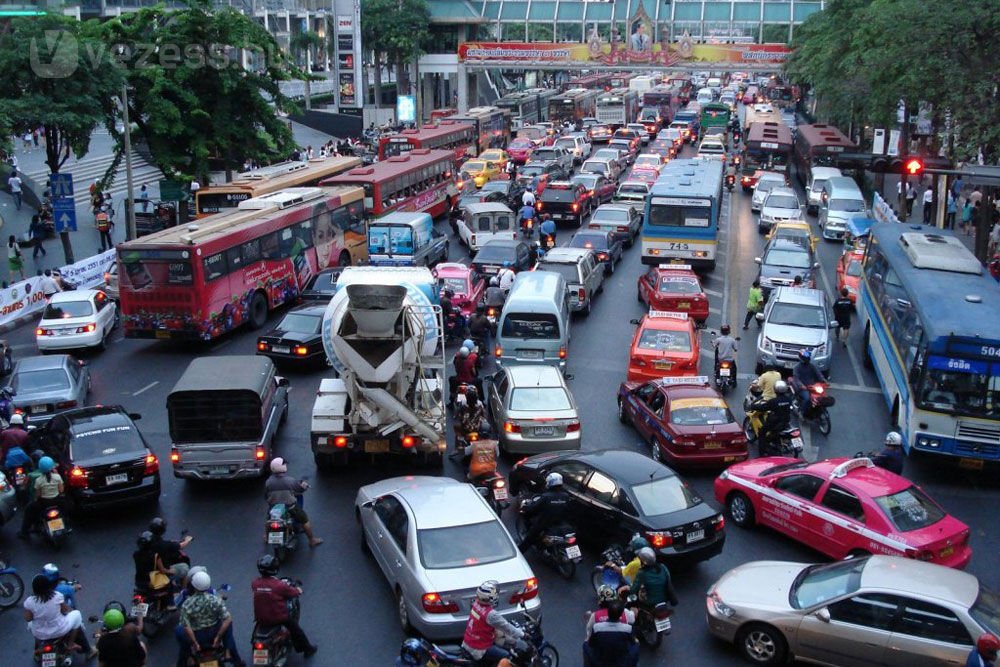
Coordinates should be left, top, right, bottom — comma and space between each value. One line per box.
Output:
430, 108, 458, 122
641, 85, 681, 123
321, 148, 458, 220
793, 123, 857, 186
118, 186, 368, 341
378, 120, 477, 162
567, 73, 613, 91
447, 106, 512, 155
668, 75, 693, 104
740, 121, 794, 189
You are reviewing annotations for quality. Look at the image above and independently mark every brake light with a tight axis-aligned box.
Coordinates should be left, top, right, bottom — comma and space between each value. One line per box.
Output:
905, 548, 934, 561
566, 421, 580, 432
255, 447, 266, 460
269, 522, 282, 531
535, 202, 543, 211
421, 592, 459, 614
68, 466, 88, 489
571, 203, 579, 212
510, 577, 539, 604
170, 448, 180, 463
36, 327, 49, 336
559, 347, 567, 359
588, 190, 594, 196
720, 361, 731, 369
493, 479, 505, 489
144, 453, 159, 475
402, 435, 416, 448
812, 385, 825, 395
631, 357, 646, 367
471, 234, 476, 247
467, 432, 479, 442
578, 288, 586, 300
712, 514, 725, 532
76, 323, 97, 334
294, 345, 308, 356
334, 436, 348, 448
46, 508, 60, 519
494, 346, 503, 358
257, 341, 268, 351
646, 531, 673, 548
55, 400, 77, 409
254, 642, 266, 651
504, 421, 521, 434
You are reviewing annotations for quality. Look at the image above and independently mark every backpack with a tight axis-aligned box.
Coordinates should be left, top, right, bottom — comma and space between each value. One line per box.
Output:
96, 212, 110, 232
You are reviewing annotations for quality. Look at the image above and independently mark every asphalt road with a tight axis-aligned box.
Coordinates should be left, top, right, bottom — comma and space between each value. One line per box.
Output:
1, 141, 998, 667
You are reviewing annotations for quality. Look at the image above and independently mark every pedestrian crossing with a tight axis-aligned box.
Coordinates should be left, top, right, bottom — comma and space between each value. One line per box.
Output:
23, 150, 163, 208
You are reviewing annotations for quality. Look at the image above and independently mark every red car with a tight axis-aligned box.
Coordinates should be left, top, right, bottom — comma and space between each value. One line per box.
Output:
637, 264, 709, 324
617, 376, 749, 468
836, 248, 865, 305
432, 262, 484, 317
626, 311, 699, 382
715, 457, 973, 568
507, 138, 536, 165
628, 168, 659, 185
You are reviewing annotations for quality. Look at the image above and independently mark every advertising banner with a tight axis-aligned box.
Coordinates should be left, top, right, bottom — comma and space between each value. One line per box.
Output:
458, 40, 789, 67
0, 250, 115, 328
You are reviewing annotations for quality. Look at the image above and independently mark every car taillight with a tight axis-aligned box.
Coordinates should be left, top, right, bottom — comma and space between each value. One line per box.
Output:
334, 436, 348, 448
69, 466, 88, 489
294, 345, 308, 356
712, 514, 725, 531
559, 347, 567, 359
36, 327, 49, 336
471, 234, 476, 246
572, 203, 579, 212
510, 577, 538, 604
144, 453, 159, 475
170, 448, 180, 463
402, 435, 416, 448
905, 548, 934, 561
55, 400, 77, 409
646, 531, 673, 548
631, 357, 646, 367
255, 447, 266, 460
76, 323, 97, 334
504, 421, 521, 434
616, 225, 627, 232
566, 421, 580, 432
578, 288, 586, 300
421, 592, 459, 614
257, 341, 268, 351
494, 346, 503, 358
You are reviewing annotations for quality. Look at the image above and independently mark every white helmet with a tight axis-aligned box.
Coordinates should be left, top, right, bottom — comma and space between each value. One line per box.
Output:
774, 380, 789, 394
476, 580, 499, 605
191, 570, 212, 592
884, 431, 903, 447
270, 457, 287, 474
545, 472, 563, 489
458, 346, 470, 358
10, 413, 24, 425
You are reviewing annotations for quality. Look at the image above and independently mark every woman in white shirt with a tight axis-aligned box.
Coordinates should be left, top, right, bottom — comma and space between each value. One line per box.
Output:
23, 574, 96, 658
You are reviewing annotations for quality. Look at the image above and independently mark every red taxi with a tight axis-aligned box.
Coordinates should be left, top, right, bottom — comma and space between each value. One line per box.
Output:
617, 376, 749, 468
628, 168, 659, 185
715, 457, 973, 568
637, 264, 709, 325
432, 262, 485, 317
507, 138, 536, 165
836, 248, 865, 305
626, 311, 699, 382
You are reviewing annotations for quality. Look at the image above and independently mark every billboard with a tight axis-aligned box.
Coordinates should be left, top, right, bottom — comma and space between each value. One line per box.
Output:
458, 40, 790, 67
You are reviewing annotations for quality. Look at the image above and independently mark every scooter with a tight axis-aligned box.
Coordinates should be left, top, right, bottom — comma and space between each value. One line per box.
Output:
725, 173, 735, 192
444, 312, 466, 343
251, 577, 302, 667
715, 360, 737, 393
266, 503, 302, 563
41, 505, 69, 550
791, 381, 834, 436
34, 636, 73, 667
742, 387, 804, 458
590, 544, 628, 594
521, 216, 535, 240
471, 469, 510, 516
132, 584, 175, 637
630, 598, 673, 649
0, 556, 24, 609
517, 507, 581, 580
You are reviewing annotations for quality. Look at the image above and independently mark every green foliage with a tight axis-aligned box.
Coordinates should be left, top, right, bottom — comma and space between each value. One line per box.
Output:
289, 30, 324, 66
99, 0, 300, 180
361, 0, 431, 94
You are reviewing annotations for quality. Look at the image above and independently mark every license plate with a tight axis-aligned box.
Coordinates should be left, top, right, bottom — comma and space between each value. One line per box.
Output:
534, 426, 555, 437
364, 439, 390, 453
676, 302, 690, 309
565, 545, 582, 559
131, 603, 148, 617
47, 518, 64, 531
939, 546, 954, 558
106, 473, 129, 485
791, 437, 804, 447
703, 442, 722, 450
553, 214, 566, 219
42, 658, 56, 667
271, 345, 290, 354
655, 617, 672, 633
959, 458, 984, 471
253, 649, 270, 665
483, 266, 498, 274
56, 329, 74, 336
493, 487, 508, 501
268, 531, 285, 545
686, 529, 705, 542
210, 466, 230, 475
155, 330, 171, 339
654, 360, 673, 370
200, 661, 219, 667
30, 404, 47, 414
519, 349, 543, 359
719, 367, 731, 377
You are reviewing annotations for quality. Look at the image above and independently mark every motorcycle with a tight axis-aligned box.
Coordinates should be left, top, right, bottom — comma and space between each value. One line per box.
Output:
485, 304, 502, 329
629, 598, 673, 649
41, 504, 69, 550
251, 577, 302, 667
471, 470, 510, 516
590, 544, 628, 594
725, 173, 735, 192
266, 503, 302, 563
540, 232, 556, 251
742, 387, 804, 458
715, 360, 737, 393
188, 643, 234, 667
792, 381, 834, 436
445, 311, 467, 343
34, 636, 73, 667
516, 505, 581, 580
132, 584, 175, 637
521, 216, 535, 240
0, 556, 24, 609
8, 464, 31, 505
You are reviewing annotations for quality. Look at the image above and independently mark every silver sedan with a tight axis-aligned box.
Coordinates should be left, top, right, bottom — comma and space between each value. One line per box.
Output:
486, 365, 581, 455
10, 354, 91, 424
356, 476, 540, 641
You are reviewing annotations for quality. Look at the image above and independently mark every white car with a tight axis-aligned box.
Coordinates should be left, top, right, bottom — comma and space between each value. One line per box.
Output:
759, 187, 804, 233
36, 289, 118, 352
625, 123, 650, 144
554, 134, 592, 164
697, 137, 727, 160
751, 171, 787, 212
632, 154, 663, 173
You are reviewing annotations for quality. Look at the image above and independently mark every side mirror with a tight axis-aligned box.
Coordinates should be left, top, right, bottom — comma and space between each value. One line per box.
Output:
629, 319, 640, 325
128, 412, 142, 421
754, 257, 762, 264
829, 320, 839, 329
277, 376, 291, 388
815, 608, 831, 623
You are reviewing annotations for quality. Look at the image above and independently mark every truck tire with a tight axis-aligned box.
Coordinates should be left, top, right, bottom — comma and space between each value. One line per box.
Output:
248, 292, 268, 330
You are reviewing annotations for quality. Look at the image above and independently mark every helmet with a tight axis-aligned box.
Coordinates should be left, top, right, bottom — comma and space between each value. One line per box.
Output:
191, 570, 212, 592
490, 277, 499, 287
502, 261, 512, 268
463, 339, 475, 351
257, 554, 280, 577
465, 385, 478, 401
629, 535, 649, 552
10, 413, 24, 426
720, 324, 731, 335
884, 431, 903, 447
270, 457, 287, 474
137, 531, 153, 549
444, 289, 455, 298
774, 380, 789, 394
149, 517, 167, 536
103, 608, 125, 631
41, 563, 59, 582
798, 349, 812, 361
31, 449, 45, 464
37, 456, 55, 473
476, 303, 486, 313
977, 634, 1000, 657
476, 580, 499, 606
597, 584, 617, 603
637, 547, 657, 567
545, 472, 563, 489
458, 346, 470, 358
399, 638, 429, 667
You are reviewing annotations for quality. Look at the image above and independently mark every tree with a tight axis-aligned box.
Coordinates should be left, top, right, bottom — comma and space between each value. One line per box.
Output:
100, 0, 300, 184
361, 0, 431, 109
0, 13, 124, 263
289, 30, 324, 110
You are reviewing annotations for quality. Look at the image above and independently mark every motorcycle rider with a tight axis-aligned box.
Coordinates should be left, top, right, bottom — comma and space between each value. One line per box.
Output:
41, 563, 80, 610
466, 422, 499, 482
629, 547, 679, 608
265, 458, 323, 547
0, 412, 29, 460
752, 380, 795, 452
468, 303, 493, 350
175, 570, 242, 667
451, 385, 487, 459
870, 431, 905, 475
602, 535, 649, 595
497, 262, 517, 294
583, 600, 638, 667
462, 338, 483, 384
251, 555, 317, 658
713, 324, 738, 379
461, 580, 527, 663
519, 201, 536, 238
791, 349, 824, 412
17, 455, 64, 539
24, 573, 97, 660
968, 633, 999, 667
586, 586, 636, 636
97, 607, 147, 667
484, 277, 505, 311
754, 364, 783, 401
540, 215, 557, 248
133, 531, 172, 595
148, 517, 192, 581
441, 289, 465, 335
518, 472, 571, 553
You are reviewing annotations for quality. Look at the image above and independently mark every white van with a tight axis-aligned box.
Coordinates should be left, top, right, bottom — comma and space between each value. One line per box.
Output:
818, 176, 867, 241
696, 87, 715, 105
458, 202, 516, 252
806, 166, 843, 215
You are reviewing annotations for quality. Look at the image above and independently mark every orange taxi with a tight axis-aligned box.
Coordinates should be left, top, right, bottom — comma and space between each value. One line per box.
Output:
636, 264, 709, 325
836, 248, 865, 304
626, 311, 699, 382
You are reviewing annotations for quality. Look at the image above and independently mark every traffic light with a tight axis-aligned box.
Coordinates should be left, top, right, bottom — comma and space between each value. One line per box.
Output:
869, 155, 904, 173
903, 157, 924, 176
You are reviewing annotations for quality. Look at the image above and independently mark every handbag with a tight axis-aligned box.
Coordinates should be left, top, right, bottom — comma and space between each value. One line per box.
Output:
149, 570, 170, 589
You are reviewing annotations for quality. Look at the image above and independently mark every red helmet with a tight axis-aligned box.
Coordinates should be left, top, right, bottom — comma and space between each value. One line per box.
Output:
977, 633, 1000, 657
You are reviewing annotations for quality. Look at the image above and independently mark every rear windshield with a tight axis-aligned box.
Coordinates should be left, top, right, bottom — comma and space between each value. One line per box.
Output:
418, 521, 516, 570
306, 272, 339, 293
592, 208, 628, 224
618, 184, 648, 196
474, 245, 515, 262
540, 188, 577, 203
763, 247, 812, 269
830, 198, 865, 213
70, 423, 144, 459
659, 277, 700, 294
43, 300, 94, 319
501, 313, 559, 339
873, 486, 946, 532
630, 476, 701, 516
637, 328, 691, 352
12, 368, 70, 393
535, 263, 579, 284
169, 392, 262, 442
572, 175, 599, 190
519, 166, 544, 178
277, 313, 321, 334
569, 235, 608, 250
510, 387, 571, 411
582, 162, 608, 175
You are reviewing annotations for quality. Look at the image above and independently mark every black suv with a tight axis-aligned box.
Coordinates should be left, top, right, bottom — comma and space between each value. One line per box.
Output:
536, 181, 591, 227
479, 179, 526, 210
33, 406, 161, 511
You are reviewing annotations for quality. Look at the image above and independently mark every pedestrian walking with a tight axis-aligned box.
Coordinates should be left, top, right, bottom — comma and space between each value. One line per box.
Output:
7, 235, 25, 282
6, 170, 22, 211
905, 182, 917, 217
832, 287, 853, 346
743, 280, 763, 329
39, 269, 61, 299
31, 129, 39, 148
21, 132, 32, 151
29, 215, 47, 259
989, 221, 1000, 258
921, 187, 933, 224
946, 191, 957, 229
95, 209, 114, 252
962, 199, 975, 236
306, 145, 314, 159
139, 184, 149, 212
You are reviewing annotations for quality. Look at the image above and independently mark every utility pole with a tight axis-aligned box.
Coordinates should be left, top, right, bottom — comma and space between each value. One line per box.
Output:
121, 82, 137, 242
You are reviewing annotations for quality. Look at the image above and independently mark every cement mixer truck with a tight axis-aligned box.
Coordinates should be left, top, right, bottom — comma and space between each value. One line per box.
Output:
311, 267, 448, 467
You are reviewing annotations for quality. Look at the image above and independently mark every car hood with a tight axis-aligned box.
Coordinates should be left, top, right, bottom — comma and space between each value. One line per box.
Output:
761, 323, 827, 346
711, 560, 805, 611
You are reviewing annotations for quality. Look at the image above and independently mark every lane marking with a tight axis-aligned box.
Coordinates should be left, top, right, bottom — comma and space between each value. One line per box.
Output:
132, 381, 159, 396
703, 287, 723, 298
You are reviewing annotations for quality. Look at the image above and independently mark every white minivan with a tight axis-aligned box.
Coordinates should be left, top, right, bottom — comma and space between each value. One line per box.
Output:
806, 166, 843, 215
696, 87, 715, 104
818, 176, 867, 241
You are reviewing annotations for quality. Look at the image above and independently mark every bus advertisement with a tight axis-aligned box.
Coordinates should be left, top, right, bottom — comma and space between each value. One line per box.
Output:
193, 156, 361, 218
118, 186, 367, 341
642, 159, 724, 270
377, 121, 477, 162
595, 89, 639, 127
741, 121, 794, 189
448, 106, 512, 155
859, 223, 1000, 466
793, 123, 857, 186
547, 88, 599, 124
321, 148, 457, 220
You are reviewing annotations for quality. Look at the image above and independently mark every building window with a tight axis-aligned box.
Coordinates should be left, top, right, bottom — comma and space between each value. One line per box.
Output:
556, 21, 582, 43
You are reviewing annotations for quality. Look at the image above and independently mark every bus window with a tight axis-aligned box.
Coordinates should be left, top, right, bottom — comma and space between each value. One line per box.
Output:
204, 253, 227, 281
261, 232, 281, 260
225, 246, 244, 273
241, 238, 262, 264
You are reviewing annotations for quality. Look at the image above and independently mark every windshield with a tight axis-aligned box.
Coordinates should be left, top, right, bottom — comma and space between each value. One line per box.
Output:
12, 368, 71, 394
464, 161, 487, 172
630, 476, 701, 516
43, 300, 94, 319
635, 158, 660, 169
509, 140, 533, 150
510, 387, 572, 411
519, 166, 544, 178
439, 277, 468, 294
594, 150, 619, 161
480, 181, 508, 194
830, 198, 866, 213
637, 328, 691, 352
846, 259, 862, 277
582, 162, 608, 175
791, 558, 865, 609
118, 252, 194, 290
873, 486, 946, 532
918, 356, 1000, 419
618, 184, 648, 196
306, 271, 339, 292
756, 178, 783, 193
609, 141, 631, 152
766, 195, 800, 210
277, 313, 321, 334
670, 398, 732, 425
592, 208, 628, 224
554, 140, 576, 151
473, 245, 515, 262
572, 175, 599, 190
70, 423, 145, 460
971, 586, 1000, 638
500, 313, 559, 339
659, 277, 700, 294
536, 263, 579, 284
647, 203, 712, 228
764, 247, 812, 269
418, 521, 516, 569
767, 302, 826, 328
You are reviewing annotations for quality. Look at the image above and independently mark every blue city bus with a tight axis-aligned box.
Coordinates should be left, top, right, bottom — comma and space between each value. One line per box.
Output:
859, 222, 1000, 469
641, 159, 724, 270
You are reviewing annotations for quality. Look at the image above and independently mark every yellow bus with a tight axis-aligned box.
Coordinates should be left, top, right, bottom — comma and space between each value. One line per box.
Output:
194, 155, 362, 218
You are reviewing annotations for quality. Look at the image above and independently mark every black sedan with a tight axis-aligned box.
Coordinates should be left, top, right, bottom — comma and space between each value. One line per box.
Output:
470, 240, 536, 277
568, 230, 623, 274
32, 406, 160, 511
509, 449, 725, 564
457, 189, 506, 213
480, 178, 526, 210
300, 268, 343, 302
256, 304, 327, 365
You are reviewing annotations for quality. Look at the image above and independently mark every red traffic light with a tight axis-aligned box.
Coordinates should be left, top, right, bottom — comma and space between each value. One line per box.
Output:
904, 158, 924, 176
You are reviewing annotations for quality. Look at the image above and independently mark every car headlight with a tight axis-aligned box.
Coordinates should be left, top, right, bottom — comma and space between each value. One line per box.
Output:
709, 592, 736, 618
917, 436, 941, 448
761, 213, 773, 223
761, 337, 775, 353
814, 343, 827, 357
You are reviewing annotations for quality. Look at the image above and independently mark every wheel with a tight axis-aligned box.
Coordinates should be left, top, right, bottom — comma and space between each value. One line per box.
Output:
736, 623, 788, 666
650, 437, 663, 463
0, 571, 25, 608
338, 251, 352, 267
727, 492, 756, 528
636, 611, 662, 648
590, 568, 607, 595
280, 404, 288, 425
636, 287, 643, 303
617, 399, 629, 424
817, 409, 831, 436
742, 416, 757, 443
556, 556, 576, 581
248, 292, 268, 330
538, 644, 559, 667
862, 324, 874, 370
397, 588, 414, 633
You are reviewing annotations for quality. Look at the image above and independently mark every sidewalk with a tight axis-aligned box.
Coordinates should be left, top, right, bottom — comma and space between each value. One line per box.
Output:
880, 173, 977, 254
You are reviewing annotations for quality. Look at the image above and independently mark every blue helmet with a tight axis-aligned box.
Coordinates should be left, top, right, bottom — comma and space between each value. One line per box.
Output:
463, 339, 475, 351
399, 638, 429, 666
798, 349, 812, 361
41, 563, 60, 582
502, 261, 512, 268
38, 456, 55, 473
629, 535, 650, 552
